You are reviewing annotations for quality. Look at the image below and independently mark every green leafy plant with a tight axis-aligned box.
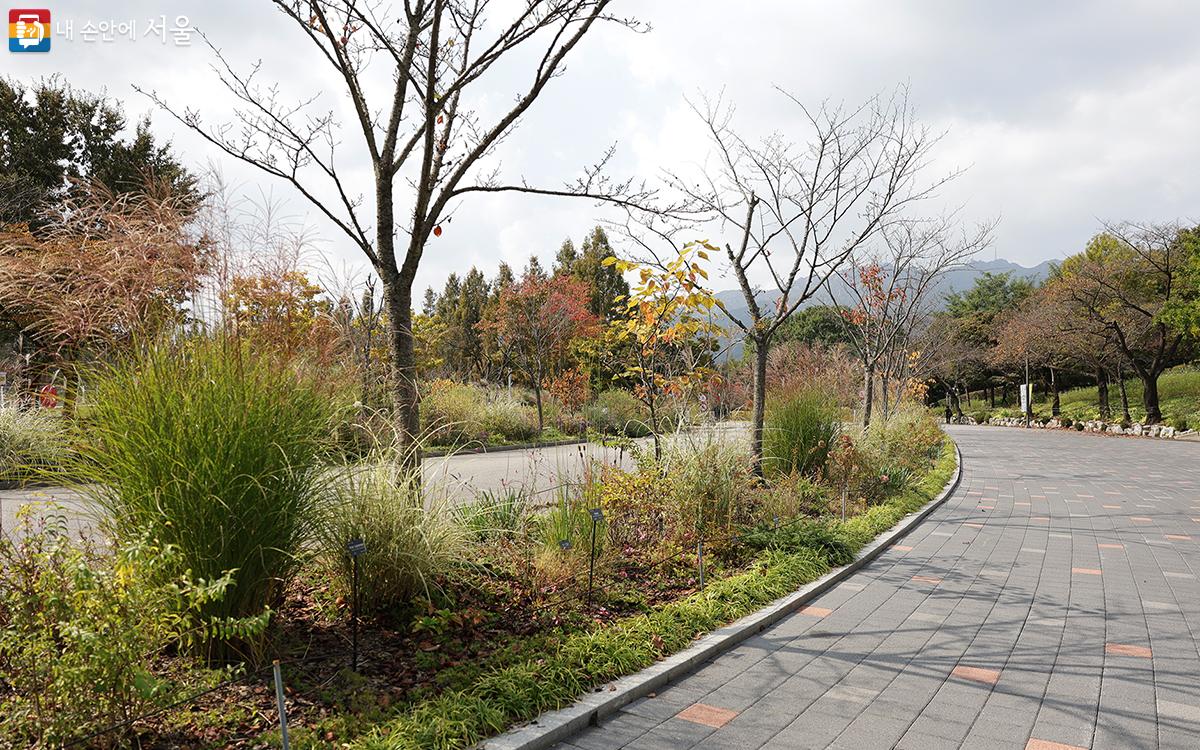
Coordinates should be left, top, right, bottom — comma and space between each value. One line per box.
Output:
762, 387, 839, 479
582, 389, 650, 438
0, 504, 267, 747
63, 337, 331, 661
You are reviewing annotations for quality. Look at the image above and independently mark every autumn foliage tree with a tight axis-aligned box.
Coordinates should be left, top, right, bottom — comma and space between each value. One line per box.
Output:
603, 242, 724, 458
481, 273, 599, 432
223, 270, 338, 362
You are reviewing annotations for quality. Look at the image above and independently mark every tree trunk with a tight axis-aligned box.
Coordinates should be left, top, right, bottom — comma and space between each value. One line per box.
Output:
1141, 372, 1163, 424
1096, 367, 1110, 420
880, 372, 890, 421
1117, 363, 1131, 423
383, 276, 421, 471
1049, 366, 1060, 416
949, 384, 963, 419
647, 389, 662, 461
750, 341, 769, 474
989, 386, 995, 408
533, 377, 545, 433
861, 363, 875, 428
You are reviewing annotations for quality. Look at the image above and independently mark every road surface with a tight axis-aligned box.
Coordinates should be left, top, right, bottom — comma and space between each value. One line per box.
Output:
554, 425, 1200, 750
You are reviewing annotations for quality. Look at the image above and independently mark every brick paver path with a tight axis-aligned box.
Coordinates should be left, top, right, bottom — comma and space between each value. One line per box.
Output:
553, 426, 1200, 750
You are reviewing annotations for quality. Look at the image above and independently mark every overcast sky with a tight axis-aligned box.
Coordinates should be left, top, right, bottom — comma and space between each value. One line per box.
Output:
10, 1, 1200, 294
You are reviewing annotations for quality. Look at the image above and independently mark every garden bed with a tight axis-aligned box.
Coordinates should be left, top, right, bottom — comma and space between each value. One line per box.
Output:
116, 439, 958, 750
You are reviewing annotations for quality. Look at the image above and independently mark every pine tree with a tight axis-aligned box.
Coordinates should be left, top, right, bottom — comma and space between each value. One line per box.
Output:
553, 238, 578, 276
574, 225, 629, 320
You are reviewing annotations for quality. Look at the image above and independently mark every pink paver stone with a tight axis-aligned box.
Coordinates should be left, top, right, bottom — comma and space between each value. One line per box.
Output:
1166, 534, 1192, 541
799, 606, 832, 617
978, 505, 995, 510
1132, 517, 1152, 523
677, 703, 739, 728
1032, 517, 1050, 522
951, 665, 1000, 685
1072, 567, 1102, 576
1102, 504, 1120, 509
911, 575, 942, 584
892, 545, 913, 552
1106, 643, 1152, 658
1026, 740, 1089, 750
1098, 543, 1124, 550
965, 522, 984, 529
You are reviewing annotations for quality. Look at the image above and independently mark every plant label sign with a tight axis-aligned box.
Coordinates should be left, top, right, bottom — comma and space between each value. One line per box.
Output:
347, 538, 367, 558
558, 539, 572, 550
589, 508, 604, 523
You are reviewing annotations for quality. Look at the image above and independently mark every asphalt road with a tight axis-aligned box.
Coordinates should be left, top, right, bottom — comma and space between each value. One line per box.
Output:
0, 423, 747, 537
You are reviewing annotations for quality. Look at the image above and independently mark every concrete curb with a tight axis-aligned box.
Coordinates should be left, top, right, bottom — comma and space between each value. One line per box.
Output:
423, 437, 587, 458
482, 441, 964, 750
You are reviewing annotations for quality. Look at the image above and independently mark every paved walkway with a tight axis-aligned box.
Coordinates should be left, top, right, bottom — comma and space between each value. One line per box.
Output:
554, 426, 1200, 750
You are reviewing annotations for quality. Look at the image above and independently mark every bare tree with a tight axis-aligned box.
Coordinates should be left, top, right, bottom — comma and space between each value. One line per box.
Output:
833, 217, 990, 426
665, 88, 957, 469
141, 0, 653, 466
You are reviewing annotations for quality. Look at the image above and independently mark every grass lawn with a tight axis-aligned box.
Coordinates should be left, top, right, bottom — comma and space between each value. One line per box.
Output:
960, 365, 1200, 428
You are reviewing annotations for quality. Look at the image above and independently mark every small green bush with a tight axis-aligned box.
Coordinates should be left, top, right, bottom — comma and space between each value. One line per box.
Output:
65, 338, 332, 661
1074, 422, 1085, 431
743, 518, 856, 566
583, 389, 650, 437
479, 397, 539, 442
1170, 415, 1189, 432
1061, 417, 1073, 428
0, 504, 266, 747
319, 458, 470, 613
0, 405, 68, 480
762, 387, 839, 479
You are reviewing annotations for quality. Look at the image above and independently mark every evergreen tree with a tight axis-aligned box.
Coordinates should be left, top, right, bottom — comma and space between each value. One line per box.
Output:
0, 77, 197, 226
523, 255, 547, 282
573, 225, 629, 320
553, 238, 578, 276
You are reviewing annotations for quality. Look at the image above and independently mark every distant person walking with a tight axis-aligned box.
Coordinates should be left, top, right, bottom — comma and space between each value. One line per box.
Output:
944, 402, 954, 424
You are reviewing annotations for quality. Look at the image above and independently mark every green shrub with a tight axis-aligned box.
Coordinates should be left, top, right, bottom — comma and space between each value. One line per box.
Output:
319, 458, 469, 613
762, 388, 839, 479
480, 396, 539, 442
64, 338, 331, 660
1170, 415, 1189, 432
423, 380, 486, 445
583, 389, 650, 437
972, 410, 990, 424
1061, 417, 1073, 428
0, 405, 68, 480
1074, 422, 1085, 431
743, 518, 856, 566
0, 504, 267, 747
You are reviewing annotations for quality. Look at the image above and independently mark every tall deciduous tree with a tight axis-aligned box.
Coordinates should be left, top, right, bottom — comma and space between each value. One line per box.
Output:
482, 272, 599, 432
834, 218, 988, 426
666, 89, 954, 471
1058, 224, 1196, 423
145, 1, 655, 469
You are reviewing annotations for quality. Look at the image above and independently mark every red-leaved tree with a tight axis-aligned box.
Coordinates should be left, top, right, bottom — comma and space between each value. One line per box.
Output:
481, 273, 599, 432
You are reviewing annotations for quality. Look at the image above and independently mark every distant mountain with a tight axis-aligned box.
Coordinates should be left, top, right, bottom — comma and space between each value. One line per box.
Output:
714, 258, 1054, 359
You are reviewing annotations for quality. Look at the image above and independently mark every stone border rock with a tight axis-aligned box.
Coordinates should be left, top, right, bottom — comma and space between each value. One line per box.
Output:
482, 442, 964, 750
981, 416, 1194, 440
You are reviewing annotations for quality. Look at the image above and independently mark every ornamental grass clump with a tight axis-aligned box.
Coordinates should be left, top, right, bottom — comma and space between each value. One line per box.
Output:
65, 337, 332, 661
762, 387, 839, 479
319, 452, 470, 613
0, 404, 68, 481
